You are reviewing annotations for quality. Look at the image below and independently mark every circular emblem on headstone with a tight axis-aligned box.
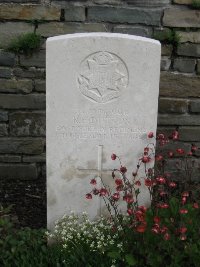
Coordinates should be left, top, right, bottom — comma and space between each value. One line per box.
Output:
78, 51, 129, 103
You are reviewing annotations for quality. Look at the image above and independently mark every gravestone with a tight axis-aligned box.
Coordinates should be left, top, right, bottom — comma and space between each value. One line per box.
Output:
47, 33, 161, 229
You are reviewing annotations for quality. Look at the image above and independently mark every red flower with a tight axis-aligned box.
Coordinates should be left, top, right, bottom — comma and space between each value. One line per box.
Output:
112, 192, 120, 201
179, 208, 188, 214
164, 232, 170, 240
115, 178, 123, 186
111, 153, 117, 160
181, 197, 187, 205
141, 156, 151, 163
152, 224, 160, 234
127, 208, 134, 215
145, 178, 153, 187
136, 224, 146, 233
157, 203, 169, 209
85, 193, 92, 199
187, 151, 193, 156
156, 176, 166, 184
135, 180, 141, 186
168, 181, 177, 188
90, 178, 97, 185
153, 216, 161, 224
182, 191, 189, 197
120, 166, 127, 173
144, 147, 149, 153
168, 151, 174, 158
171, 130, 179, 140
176, 148, 185, 155
148, 132, 154, 138
179, 227, 187, 234
191, 145, 198, 152
157, 133, 165, 140
160, 191, 167, 197
139, 206, 147, 213
155, 154, 163, 161
193, 203, 199, 209
160, 226, 168, 234
99, 188, 108, 196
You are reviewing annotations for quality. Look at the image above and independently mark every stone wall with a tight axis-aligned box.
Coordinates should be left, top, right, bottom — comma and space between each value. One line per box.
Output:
0, 0, 199, 228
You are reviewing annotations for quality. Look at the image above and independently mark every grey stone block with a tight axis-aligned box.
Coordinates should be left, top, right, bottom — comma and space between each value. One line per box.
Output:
13, 68, 45, 79
0, 154, 21, 163
197, 59, 200, 75
161, 44, 173, 56
0, 111, 8, 122
160, 72, 200, 98
161, 56, 171, 71
64, 7, 85, 22
173, 58, 196, 73
0, 94, 45, 109
190, 100, 200, 113
159, 98, 188, 114
0, 138, 45, 154
34, 80, 46, 92
37, 22, 108, 38
87, 6, 162, 26
0, 67, 12, 79
177, 31, 200, 44
0, 124, 8, 136
0, 163, 38, 180
126, 0, 170, 6
0, 79, 33, 94
158, 114, 200, 126
177, 44, 200, 57
113, 25, 153, 37
163, 8, 200, 28
9, 112, 46, 137
20, 51, 46, 68
179, 127, 200, 142
0, 50, 15, 66
23, 153, 46, 163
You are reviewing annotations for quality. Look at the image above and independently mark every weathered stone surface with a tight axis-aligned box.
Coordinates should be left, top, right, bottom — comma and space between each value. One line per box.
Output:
9, 112, 46, 137
126, 0, 170, 6
159, 72, 200, 98
0, 50, 15, 66
87, 6, 162, 26
0, 4, 60, 21
0, 138, 45, 154
158, 114, 200, 125
113, 25, 153, 37
0, 67, 12, 79
173, 0, 192, 4
13, 68, 45, 79
173, 58, 196, 73
161, 44, 173, 56
34, 80, 46, 92
163, 8, 200, 28
20, 51, 46, 68
0, 22, 34, 46
37, 22, 108, 37
177, 31, 200, 44
0, 79, 33, 94
0, 94, 45, 109
161, 56, 171, 71
179, 126, 200, 141
0, 154, 21, 163
0, 111, 8, 122
177, 44, 200, 57
0, 163, 37, 180
64, 6, 85, 22
197, 59, 200, 75
23, 153, 46, 163
190, 100, 200, 113
0, 124, 8, 136
0, 0, 39, 2
158, 98, 188, 113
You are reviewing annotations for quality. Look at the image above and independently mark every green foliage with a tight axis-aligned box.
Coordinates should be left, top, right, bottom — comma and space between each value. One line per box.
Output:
192, 0, 200, 9
6, 32, 41, 55
153, 29, 180, 47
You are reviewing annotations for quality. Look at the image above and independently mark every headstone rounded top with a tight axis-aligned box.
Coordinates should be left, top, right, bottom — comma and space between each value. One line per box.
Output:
47, 32, 161, 46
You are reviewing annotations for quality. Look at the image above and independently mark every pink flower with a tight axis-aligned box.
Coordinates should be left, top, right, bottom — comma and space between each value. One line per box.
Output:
135, 180, 141, 186
191, 145, 198, 152
155, 155, 163, 161
193, 203, 199, 209
179, 227, 187, 234
176, 148, 185, 155
141, 156, 151, 163
171, 130, 179, 140
148, 132, 154, 138
179, 208, 188, 214
164, 232, 170, 240
90, 178, 97, 185
180, 234, 187, 241
99, 188, 108, 196
111, 153, 117, 160
154, 216, 161, 224
168, 181, 177, 188
157, 203, 169, 209
127, 208, 134, 215
85, 193, 92, 199
156, 176, 166, 184
115, 178, 123, 186
168, 151, 174, 158
112, 192, 120, 201
182, 191, 189, 197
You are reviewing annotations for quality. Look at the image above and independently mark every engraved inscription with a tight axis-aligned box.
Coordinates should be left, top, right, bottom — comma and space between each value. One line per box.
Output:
78, 52, 128, 103
56, 109, 148, 142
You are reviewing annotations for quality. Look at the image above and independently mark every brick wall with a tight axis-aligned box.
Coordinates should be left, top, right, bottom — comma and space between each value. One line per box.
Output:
0, 0, 199, 228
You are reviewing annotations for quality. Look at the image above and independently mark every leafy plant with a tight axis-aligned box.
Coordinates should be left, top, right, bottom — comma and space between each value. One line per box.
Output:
6, 32, 41, 55
153, 29, 180, 47
192, 0, 200, 9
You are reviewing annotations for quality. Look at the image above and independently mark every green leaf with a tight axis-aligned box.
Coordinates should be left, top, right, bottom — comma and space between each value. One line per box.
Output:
125, 254, 137, 266
107, 251, 121, 260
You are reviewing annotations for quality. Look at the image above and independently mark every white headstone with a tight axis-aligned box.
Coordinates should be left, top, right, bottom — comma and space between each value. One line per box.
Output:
46, 33, 161, 229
